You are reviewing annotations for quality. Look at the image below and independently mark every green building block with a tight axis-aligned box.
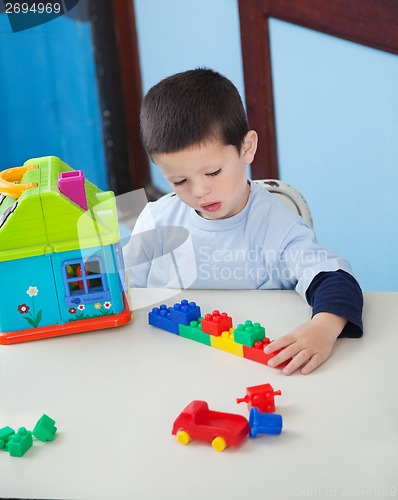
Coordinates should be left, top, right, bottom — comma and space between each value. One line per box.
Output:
8, 427, 33, 457
0, 426, 15, 450
234, 320, 266, 347
179, 319, 211, 346
33, 414, 57, 442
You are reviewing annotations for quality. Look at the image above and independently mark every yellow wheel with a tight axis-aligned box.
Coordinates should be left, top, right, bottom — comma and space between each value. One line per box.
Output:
211, 436, 227, 452
176, 430, 191, 445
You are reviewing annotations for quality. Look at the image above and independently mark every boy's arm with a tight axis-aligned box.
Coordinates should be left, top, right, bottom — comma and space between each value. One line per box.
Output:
265, 270, 363, 375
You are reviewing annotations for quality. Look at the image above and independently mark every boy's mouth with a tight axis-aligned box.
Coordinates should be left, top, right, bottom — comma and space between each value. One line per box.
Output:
200, 201, 221, 213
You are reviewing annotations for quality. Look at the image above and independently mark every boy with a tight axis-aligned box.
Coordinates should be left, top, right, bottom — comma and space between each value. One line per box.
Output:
124, 68, 363, 375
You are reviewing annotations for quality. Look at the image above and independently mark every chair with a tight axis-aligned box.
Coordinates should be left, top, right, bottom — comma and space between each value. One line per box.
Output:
158, 179, 313, 228
252, 179, 313, 228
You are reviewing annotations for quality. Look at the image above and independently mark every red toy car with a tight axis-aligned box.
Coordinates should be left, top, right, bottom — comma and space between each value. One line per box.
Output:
172, 400, 250, 451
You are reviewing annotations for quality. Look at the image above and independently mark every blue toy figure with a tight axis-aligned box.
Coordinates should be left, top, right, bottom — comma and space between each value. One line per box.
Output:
248, 407, 283, 438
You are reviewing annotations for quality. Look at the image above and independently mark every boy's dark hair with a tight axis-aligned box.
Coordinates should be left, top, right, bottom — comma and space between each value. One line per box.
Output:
140, 68, 249, 157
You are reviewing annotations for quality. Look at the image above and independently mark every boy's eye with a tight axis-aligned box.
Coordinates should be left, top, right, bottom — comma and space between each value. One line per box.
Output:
173, 179, 187, 186
206, 168, 222, 177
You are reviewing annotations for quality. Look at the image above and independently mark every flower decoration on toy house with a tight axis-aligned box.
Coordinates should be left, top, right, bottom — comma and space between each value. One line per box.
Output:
17, 286, 43, 328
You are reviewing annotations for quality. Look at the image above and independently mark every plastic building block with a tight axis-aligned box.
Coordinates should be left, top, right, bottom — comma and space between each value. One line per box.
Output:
8, 427, 33, 457
234, 320, 266, 347
148, 304, 180, 334
179, 319, 211, 346
169, 300, 201, 325
0, 426, 15, 450
58, 170, 88, 211
172, 400, 250, 451
201, 310, 233, 337
242, 338, 288, 368
248, 407, 283, 438
236, 383, 281, 413
33, 414, 57, 442
210, 328, 244, 357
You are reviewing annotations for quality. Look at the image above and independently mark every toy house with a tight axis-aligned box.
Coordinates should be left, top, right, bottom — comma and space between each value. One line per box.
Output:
0, 156, 131, 344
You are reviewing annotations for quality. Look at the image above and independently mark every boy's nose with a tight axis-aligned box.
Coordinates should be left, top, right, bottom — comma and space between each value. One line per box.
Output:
191, 182, 210, 198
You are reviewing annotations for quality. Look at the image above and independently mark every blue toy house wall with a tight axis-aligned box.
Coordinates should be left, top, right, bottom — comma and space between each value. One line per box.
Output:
51, 246, 124, 324
0, 245, 124, 334
0, 255, 61, 332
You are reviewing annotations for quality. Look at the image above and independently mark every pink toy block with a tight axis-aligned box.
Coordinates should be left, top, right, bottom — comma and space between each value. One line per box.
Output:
58, 170, 88, 210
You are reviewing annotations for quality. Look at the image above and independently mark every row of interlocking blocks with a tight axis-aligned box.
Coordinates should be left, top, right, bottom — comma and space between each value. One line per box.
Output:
148, 299, 285, 367
0, 414, 57, 457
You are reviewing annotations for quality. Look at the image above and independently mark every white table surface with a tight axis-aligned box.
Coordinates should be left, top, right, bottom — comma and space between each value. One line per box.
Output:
1, 289, 397, 500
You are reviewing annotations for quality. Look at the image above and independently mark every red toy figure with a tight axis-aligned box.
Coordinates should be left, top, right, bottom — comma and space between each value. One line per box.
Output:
236, 383, 281, 413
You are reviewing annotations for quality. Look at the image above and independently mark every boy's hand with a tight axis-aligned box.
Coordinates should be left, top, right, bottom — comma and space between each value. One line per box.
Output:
264, 313, 347, 375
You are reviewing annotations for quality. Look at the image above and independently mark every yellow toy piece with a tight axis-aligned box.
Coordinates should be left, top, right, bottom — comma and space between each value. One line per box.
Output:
0, 165, 38, 198
211, 436, 227, 452
176, 430, 191, 445
210, 328, 244, 357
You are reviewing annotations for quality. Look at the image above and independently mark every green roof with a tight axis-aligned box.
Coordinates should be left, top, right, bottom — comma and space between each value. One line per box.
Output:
0, 156, 120, 262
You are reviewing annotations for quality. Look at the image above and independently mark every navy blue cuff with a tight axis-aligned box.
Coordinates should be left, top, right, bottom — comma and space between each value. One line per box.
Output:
306, 270, 363, 338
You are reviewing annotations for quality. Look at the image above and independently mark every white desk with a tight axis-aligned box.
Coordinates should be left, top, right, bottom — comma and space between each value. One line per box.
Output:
1, 289, 397, 500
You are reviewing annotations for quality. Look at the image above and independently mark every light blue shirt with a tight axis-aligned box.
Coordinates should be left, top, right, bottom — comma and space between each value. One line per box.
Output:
123, 181, 353, 299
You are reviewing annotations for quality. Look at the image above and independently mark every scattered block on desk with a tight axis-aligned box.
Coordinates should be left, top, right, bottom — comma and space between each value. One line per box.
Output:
8, 427, 33, 457
169, 300, 201, 325
210, 328, 243, 357
236, 383, 281, 413
234, 320, 266, 347
0, 426, 15, 450
33, 414, 57, 442
201, 310, 233, 337
179, 319, 211, 346
248, 408, 283, 438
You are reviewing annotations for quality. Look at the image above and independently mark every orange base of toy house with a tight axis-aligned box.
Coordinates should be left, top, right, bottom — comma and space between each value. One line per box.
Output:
0, 292, 132, 345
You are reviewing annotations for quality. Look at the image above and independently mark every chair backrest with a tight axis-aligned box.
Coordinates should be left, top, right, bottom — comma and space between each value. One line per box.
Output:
158, 179, 313, 228
253, 179, 313, 228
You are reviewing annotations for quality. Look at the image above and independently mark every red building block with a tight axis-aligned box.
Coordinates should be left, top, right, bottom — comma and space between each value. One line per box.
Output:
201, 310, 233, 337
236, 383, 282, 413
242, 338, 288, 369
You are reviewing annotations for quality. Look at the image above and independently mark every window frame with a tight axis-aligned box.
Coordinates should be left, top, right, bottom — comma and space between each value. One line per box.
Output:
238, 0, 398, 179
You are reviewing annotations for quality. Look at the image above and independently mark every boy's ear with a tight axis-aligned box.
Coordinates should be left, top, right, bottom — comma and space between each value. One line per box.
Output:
241, 130, 258, 164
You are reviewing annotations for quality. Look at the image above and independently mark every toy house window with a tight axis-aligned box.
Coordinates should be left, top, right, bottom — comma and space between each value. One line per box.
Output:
0, 202, 18, 228
63, 258, 111, 306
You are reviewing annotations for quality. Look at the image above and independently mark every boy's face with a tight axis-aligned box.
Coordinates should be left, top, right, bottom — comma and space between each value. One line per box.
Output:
153, 131, 258, 220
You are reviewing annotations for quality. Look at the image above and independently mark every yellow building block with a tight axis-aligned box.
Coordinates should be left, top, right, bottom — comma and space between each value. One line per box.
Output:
210, 328, 243, 357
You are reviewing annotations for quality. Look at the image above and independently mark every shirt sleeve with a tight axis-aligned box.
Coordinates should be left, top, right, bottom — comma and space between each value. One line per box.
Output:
305, 270, 363, 338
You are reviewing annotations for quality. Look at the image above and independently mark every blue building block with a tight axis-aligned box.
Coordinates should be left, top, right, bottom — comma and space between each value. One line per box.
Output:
8, 427, 33, 457
149, 304, 180, 334
169, 299, 201, 325
248, 408, 283, 438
